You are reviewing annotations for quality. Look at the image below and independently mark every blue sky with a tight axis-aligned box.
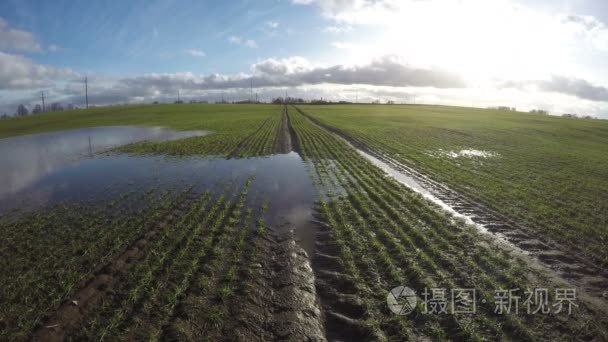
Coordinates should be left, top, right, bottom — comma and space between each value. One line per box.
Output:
1, 0, 327, 75
1, 0, 608, 117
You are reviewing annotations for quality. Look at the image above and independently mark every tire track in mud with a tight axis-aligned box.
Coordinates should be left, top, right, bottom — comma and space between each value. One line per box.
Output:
221, 230, 326, 341
293, 105, 608, 315
32, 192, 197, 341
274, 105, 300, 154
274, 106, 293, 153
285, 108, 381, 340
286, 106, 301, 154
313, 224, 380, 341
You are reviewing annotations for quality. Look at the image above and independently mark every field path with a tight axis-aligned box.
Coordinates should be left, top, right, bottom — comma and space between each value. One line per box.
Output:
274, 105, 293, 153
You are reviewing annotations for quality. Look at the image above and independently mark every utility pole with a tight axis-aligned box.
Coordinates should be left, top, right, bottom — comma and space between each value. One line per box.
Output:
40, 91, 45, 112
250, 79, 254, 102
177, 89, 180, 103
85, 77, 89, 109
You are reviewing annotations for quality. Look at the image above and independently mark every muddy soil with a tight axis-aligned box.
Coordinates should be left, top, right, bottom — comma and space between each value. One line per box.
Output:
32, 194, 196, 341
219, 230, 326, 341
313, 223, 383, 341
275, 106, 293, 153
32, 215, 327, 341
294, 106, 608, 315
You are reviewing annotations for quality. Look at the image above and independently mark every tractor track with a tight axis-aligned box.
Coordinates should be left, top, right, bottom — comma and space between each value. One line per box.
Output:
293, 105, 608, 316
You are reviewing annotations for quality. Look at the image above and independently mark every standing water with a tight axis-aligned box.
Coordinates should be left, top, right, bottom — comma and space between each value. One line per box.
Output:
0, 126, 318, 253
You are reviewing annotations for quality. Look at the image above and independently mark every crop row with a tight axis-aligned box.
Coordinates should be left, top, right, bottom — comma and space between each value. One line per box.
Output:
0, 173, 274, 340
160, 197, 270, 340
297, 105, 608, 267
62, 178, 252, 339
116, 106, 283, 157
0, 188, 191, 340
228, 107, 284, 158
288, 106, 607, 341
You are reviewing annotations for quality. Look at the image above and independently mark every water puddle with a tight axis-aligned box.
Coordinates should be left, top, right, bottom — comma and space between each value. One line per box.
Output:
354, 149, 483, 226
0, 127, 318, 254
295, 110, 608, 315
0, 126, 211, 200
327, 132, 519, 248
428, 148, 498, 159
338, 138, 608, 313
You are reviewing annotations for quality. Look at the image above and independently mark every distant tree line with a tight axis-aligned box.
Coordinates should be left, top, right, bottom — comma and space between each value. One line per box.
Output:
529, 109, 548, 115
488, 106, 517, 111
271, 97, 398, 105
9, 102, 78, 118
272, 97, 306, 104
562, 113, 595, 119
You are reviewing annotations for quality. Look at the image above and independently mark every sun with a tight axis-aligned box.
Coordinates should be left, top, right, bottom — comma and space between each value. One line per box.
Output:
339, 0, 568, 85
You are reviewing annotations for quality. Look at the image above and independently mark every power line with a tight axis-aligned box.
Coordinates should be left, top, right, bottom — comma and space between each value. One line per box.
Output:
85, 77, 89, 109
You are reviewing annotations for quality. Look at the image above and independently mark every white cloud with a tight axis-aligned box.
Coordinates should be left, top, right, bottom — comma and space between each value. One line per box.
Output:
228, 35, 241, 44
563, 15, 608, 51
502, 76, 608, 102
185, 49, 206, 57
228, 35, 258, 48
3, 52, 608, 118
244, 39, 258, 48
47, 44, 63, 52
323, 25, 352, 34
252, 56, 315, 75
294, 0, 608, 86
0, 17, 41, 52
331, 41, 354, 49
265, 21, 279, 29
261, 21, 281, 36
0, 52, 78, 90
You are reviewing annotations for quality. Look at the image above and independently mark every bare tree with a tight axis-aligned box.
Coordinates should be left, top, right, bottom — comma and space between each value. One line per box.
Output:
16, 104, 28, 116
50, 102, 64, 112
32, 104, 42, 114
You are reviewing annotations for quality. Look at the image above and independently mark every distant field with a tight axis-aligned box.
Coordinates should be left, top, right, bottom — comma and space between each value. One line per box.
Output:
299, 104, 608, 266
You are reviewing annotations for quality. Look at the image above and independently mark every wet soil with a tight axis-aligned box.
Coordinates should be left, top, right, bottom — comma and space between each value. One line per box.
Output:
220, 230, 326, 341
12, 119, 330, 340
313, 223, 380, 341
294, 106, 608, 315
275, 106, 293, 153
17, 108, 608, 340
32, 194, 196, 341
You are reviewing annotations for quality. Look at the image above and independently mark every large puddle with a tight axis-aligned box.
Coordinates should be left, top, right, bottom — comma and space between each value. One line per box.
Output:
0, 127, 318, 253
0, 126, 211, 201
